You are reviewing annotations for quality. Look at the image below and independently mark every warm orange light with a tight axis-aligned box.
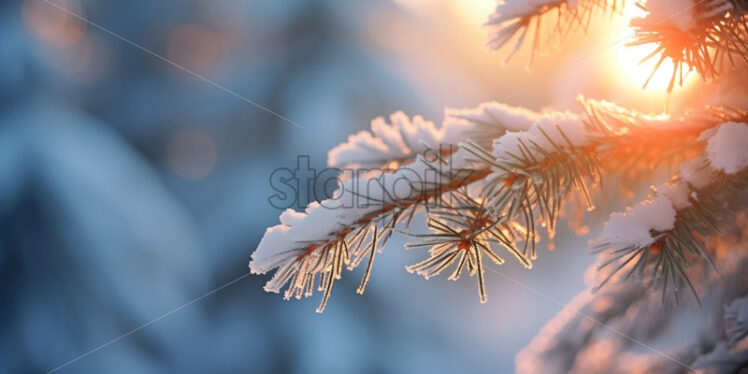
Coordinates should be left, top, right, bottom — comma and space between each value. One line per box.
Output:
616, 5, 696, 92
450, 0, 495, 25
616, 41, 696, 92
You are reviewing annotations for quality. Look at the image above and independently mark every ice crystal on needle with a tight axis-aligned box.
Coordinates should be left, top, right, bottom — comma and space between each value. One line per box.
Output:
405, 194, 532, 303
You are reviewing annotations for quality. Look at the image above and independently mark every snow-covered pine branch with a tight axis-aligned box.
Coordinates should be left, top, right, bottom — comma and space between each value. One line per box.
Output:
250, 146, 490, 312
250, 102, 553, 312
484, 0, 624, 63
251, 97, 748, 312
593, 121, 748, 304
515, 267, 657, 374
460, 108, 598, 256
461, 99, 746, 259
517, 255, 748, 374
629, 0, 748, 91
327, 102, 541, 169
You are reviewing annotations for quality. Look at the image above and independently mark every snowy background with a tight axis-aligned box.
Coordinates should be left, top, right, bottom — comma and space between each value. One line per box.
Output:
0, 0, 716, 373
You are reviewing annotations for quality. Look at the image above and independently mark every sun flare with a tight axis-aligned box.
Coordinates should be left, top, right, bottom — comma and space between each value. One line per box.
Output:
616, 5, 697, 92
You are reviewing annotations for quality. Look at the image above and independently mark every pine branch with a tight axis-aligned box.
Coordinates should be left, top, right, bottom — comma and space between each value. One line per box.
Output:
327, 103, 540, 170
251, 98, 746, 312
628, 0, 748, 92
457, 99, 745, 258
592, 121, 748, 305
518, 256, 748, 374
460, 129, 601, 259
251, 149, 491, 312
484, 0, 625, 63
582, 98, 748, 171
393, 104, 743, 306
403, 193, 532, 303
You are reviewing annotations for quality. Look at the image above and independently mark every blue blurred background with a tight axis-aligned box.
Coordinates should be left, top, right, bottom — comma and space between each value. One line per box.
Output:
3, 0, 704, 373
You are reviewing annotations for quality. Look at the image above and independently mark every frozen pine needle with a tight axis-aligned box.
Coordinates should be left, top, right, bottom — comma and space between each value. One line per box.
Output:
405, 194, 532, 303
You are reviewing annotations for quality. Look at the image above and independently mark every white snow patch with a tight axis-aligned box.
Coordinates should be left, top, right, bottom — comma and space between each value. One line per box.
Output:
250, 202, 344, 274
681, 156, 717, 189
328, 103, 540, 168
492, 110, 585, 162
446, 101, 541, 133
660, 182, 692, 210
599, 194, 677, 248
705, 122, 748, 174
279, 208, 305, 226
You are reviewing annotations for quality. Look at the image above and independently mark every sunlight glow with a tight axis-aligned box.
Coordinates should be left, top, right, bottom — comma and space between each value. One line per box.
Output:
451, 0, 495, 25
392, 0, 495, 24
615, 5, 697, 92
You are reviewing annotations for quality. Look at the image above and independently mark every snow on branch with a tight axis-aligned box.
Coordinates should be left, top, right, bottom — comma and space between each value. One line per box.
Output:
515, 272, 653, 374
327, 112, 465, 169
632, 0, 701, 32
704, 121, 748, 173
598, 193, 677, 249
484, 0, 624, 63
251, 98, 747, 312
327, 102, 541, 169
593, 121, 748, 304
463, 99, 745, 260
582, 99, 748, 174
460, 108, 600, 259
251, 146, 489, 312
518, 256, 748, 374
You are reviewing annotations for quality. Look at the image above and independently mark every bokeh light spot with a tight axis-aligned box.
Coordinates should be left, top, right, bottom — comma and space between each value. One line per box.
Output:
167, 129, 217, 180
166, 24, 223, 73
22, 0, 85, 47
